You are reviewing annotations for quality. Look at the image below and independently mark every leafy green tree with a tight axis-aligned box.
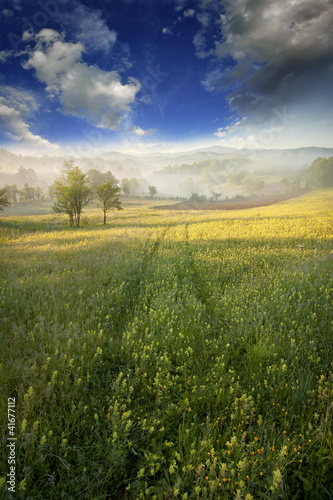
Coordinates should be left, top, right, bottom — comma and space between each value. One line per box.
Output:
189, 192, 207, 202
53, 166, 93, 226
121, 178, 130, 196
121, 177, 143, 197
19, 183, 35, 202
47, 184, 55, 201
0, 187, 11, 211
16, 167, 37, 185
230, 170, 247, 185
148, 185, 157, 199
242, 175, 264, 194
4, 184, 19, 203
88, 169, 116, 187
95, 180, 122, 224
128, 178, 140, 195
306, 156, 333, 188
35, 186, 44, 201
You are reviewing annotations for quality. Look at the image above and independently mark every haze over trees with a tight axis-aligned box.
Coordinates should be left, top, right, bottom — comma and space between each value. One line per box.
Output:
148, 185, 157, 199
1, 154, 333, 215
0, 188, 11, 211
120, 177, 146, 197
306, 156, 333, 188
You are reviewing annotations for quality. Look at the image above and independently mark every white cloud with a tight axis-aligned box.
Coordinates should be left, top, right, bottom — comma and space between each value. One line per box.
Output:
23, 30, 84, 94
62, 5, 117, 55
175, 0, 186, 12
0, 50, 14, 63
162, 27, 173, 36
0, 86, 58, 150
196, 12, 211, 27
193, 32, 212, 58
23, 29, 141, 130
130, 126, 155, 136
213, 106, 333, 150
184, 9, 196, 18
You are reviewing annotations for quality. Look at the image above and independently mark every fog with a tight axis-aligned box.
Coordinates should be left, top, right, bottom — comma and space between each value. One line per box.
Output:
1, 145, 333, 202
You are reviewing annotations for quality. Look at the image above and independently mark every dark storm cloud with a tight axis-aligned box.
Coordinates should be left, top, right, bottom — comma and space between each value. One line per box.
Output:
205, 0, 333, 120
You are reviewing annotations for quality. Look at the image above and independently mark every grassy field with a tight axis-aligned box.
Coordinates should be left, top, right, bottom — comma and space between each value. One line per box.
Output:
0, 190, 332, 499
0, 199, 178, 218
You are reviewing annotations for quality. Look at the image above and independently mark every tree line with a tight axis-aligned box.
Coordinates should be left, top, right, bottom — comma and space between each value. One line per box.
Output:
1, 156, 332, 214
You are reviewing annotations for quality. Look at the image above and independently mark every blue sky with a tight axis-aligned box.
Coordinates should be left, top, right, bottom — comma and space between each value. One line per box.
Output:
0, 0, 333, 155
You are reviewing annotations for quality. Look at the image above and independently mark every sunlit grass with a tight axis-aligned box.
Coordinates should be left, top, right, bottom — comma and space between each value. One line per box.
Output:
0, 189, 332, 499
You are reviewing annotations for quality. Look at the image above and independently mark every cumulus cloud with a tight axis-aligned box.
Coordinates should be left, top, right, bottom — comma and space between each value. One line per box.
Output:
22, 29, 141, 130
0, 86, 58, 149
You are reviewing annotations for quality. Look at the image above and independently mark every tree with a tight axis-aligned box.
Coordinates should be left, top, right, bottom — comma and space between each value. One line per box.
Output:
35, 186, 44, 201
210, 190, 222, 201
230, 170, 247, 185
4, 185, 18, 203
148, 185, 157, 199
0, 188, 11, 211
88, 169, 116, 187
47, 184, 55, 201
121, 178, 130, 196
305, 156, 333, 188
242, 175, 264, 194
16, 167, 37, 185
19, 183, 35, 202
121, 177, 142, 197
189, 192, 207, 202
95, 180, 122, 224
53, 166, 93, 226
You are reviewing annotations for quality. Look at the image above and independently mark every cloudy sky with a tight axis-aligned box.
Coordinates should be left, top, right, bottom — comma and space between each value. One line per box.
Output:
0, 0, 332, 155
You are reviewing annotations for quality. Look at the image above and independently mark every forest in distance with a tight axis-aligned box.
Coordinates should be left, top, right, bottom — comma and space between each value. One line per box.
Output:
1, 151, 333, 221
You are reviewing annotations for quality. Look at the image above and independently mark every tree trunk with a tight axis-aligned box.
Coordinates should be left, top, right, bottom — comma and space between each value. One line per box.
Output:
104, 210, 106, 224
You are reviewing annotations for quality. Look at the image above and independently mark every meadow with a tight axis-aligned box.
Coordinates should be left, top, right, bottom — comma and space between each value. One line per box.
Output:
0, 190, 332, 499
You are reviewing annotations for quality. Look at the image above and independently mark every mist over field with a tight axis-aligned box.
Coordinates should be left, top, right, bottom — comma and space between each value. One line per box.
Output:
1, 145, 333, 206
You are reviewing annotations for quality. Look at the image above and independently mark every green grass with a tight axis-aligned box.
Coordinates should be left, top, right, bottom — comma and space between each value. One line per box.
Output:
1, 198, 177, 218
0, 190, 333, 499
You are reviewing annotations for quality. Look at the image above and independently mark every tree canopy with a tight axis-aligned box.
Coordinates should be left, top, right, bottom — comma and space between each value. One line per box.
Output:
0, 187, 11, 211
53, 166, 93, 226
148, 185, 157, 199
95, 180, 122, 224
306, 156, 333, 188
